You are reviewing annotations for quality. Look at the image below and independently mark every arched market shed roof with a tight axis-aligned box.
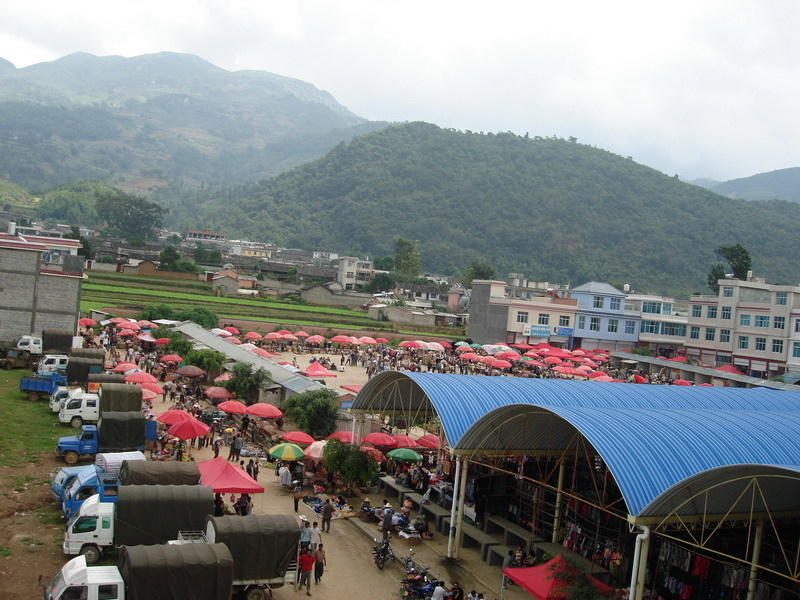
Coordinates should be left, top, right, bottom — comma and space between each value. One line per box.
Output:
351, 373, 800, 518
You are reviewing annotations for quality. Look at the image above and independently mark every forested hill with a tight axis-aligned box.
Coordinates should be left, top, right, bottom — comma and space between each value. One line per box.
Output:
161, 122, 800, 296
705, 167, 800, 202
0, 52, 386, 190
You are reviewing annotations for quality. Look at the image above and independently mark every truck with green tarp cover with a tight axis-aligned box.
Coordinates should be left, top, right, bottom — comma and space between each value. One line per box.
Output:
206, 513, 301, 597
118, 461, 201, 486
42, 329, 75, 353
99, 383, 143, 413
44, 543, 234, 600
87, 372, 125, 392
65, 357, 104, 385
70, 347, 106, 360
98, 411, 145, 451
115, 485, 214, 547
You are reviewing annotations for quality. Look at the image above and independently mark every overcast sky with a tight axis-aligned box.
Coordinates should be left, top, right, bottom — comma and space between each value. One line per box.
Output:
1, 0, 798, 181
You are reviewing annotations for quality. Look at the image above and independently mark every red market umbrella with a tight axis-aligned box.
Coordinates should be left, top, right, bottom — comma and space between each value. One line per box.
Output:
340, 384, 362, 394
217, 400, 248, 414
359, 336, 378, 345
331, 334, 352, 343
417, 434, 440, 449
306, 335, 325, 344
304, 440, 328, 461
303, 362, 337, 378
246, 403, 282, 419
155, 337, 171, 345
139, 382, 163, 395
251, 348, 273, 358
673, 379, 693, 386
294, 331, 310, 338
391, 435, 421, 449
495, 350, 521, 360
78, 317, 96, 326
118, 322, 141, 331
493, 359, 513, 369
362, 432, 398, 447
198, 457, 264, 494
667, 355, 687, 363
223, 326, 240, 335
117, 330, 136, 337
204, 386, 234, 399
141, 389, 157, 401
715, 364, 745, 375
588, 371, 608, 379
281, 333, 299, 341
137, 320, 157, 328
176, 365, 206, 377
113, 362, 139, 373
543, 356, 563, 365
633, 374, 647, 384
214, 372, 232, 382
110, 317, 130, 324
264, 332, 283, 340
375, 337, 389, 344
698, 383, 714, 387
360, 446, 386, 462
126, 371, 157, 384
503, 554, 613, 600
167, 417, 211, 440
398, 340, 421, 348
242, 331, 262, 340
157, 409, 194, 425
227, 337, 242, 344
282, 431, 315, 445
326, 430, 355, 443
276, 329, 292, 335
161, 354, 183, 363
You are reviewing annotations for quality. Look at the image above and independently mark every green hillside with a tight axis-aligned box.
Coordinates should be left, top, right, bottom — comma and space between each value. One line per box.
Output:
709, 167, 800, 202
162, 122, 800, 295
0, 177, 37, 214
0, 52, 387, 190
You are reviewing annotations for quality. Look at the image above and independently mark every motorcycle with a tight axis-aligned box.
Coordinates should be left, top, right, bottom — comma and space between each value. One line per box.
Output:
372, 537, 396, 569
399, 578, 447, 600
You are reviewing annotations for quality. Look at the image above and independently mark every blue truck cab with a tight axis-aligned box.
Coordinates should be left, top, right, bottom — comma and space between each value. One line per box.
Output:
62, 466, 120, 518
50, 465, 94, 502
57, 425, 100, 465
20, 372, 68, 402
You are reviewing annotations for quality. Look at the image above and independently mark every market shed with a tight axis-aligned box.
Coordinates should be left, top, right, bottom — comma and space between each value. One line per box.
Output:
351, 373, 800, 599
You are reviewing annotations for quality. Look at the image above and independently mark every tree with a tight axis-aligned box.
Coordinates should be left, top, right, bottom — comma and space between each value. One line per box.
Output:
94, 188, 165, 239
547, 555, 614, 600
394, 237, 421, 276
166, 338, 193, 357
363, 272, 396, 293
462, 260, 496, 284
372, 256, 395, 271
177, 307, 218, 328
64, 226, 95, 259
192, 244, 208, 263
281, 389, 339, 438
223, 362, 272, 403
158, 246, 181, 270
141, 305, 178, 322
184, 349, 225, 374
707, 244, 752, 293
322, 439, 378, 488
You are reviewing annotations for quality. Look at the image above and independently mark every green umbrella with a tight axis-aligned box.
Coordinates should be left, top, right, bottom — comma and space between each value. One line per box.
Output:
387, 448, 423, 462
469, 343, 483, 349
269, 442, 305, 461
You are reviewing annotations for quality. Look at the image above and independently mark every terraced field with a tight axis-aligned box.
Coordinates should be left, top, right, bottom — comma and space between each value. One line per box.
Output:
82, 270, 462, 338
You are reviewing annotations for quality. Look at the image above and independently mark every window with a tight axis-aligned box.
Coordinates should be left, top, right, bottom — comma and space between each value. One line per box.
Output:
794, 342, 800, 358
61, 587, 88, 600
76, 487, 96, 501
102, 517, 112, 529
593, 296, 604, 309
755, 337, 766, 351
558, 315, 570, 327
740, 314, 751, 326
690, 326, 700, 339
661, 323, 687, 337
610, 298, 621, 311
755, 315, 770, 327
776, 292, 788, 305
707, 306, 717, 319
705, 328, 716, 341
642, 301, 660, 314
625, 321, 636, 334
796, 319, 800, 333
589, 317, 600, 331
721, 306, 731, 320
774, 316, 785, 329
99, 585, 119, 600
640, 320, 658, 334
577, 316, 586, 330
738, 336, 749, 349
516, 311, 529, 324
720, 329, 731, 343
538, 313, 549, 325
773, 339, 784, 353
73, 516, 98, 534
692, 305, 702, 318
723, 286, 734, 297
607, 319, 618, 333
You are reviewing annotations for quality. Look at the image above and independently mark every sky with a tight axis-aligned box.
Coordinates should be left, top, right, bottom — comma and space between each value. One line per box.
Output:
1, 0, 799, 181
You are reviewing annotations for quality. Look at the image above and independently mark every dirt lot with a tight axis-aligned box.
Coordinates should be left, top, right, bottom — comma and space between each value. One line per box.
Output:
0, 455, 66, 600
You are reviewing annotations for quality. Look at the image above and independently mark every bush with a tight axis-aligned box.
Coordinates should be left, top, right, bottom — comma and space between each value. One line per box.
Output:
281, 389, 339, 438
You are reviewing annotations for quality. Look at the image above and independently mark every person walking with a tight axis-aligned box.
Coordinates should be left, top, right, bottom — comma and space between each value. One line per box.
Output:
293, 482, 304, 512
227, 434, 238, 461
299, 520, 312, 550
213, 436, 221, 459
320, 498, 334, 533
297, 548, 314, 596
314, 543, 326, 584
232, 434, 244, 461
310, 521, 321, 552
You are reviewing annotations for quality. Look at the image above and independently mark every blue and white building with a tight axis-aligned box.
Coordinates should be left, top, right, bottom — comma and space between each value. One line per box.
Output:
569, 282, 640, 351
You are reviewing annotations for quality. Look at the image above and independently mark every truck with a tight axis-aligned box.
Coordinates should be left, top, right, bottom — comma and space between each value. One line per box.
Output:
36, 354, 70, 376
45, 542, 234, 600
20, 371, 68, 401
118, 461, 201, 486
50, 386, 85, 413
86, 372, 125, 392
62, 484, 214, 563
0, 334, 43, 355
50, 465, 94, 501
65, 357, 104, 385
205, 513, 301, 599
42, 329, 77, 354
59, 382, 143, 428
57, 412, 145, 464
60, 452, 147, 517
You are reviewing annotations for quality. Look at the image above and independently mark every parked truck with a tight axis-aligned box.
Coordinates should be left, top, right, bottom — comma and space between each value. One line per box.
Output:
59, 382, 143, 428
36, 354, 70, 376
45, 542, 234, 600
65, 356, 104, 385
42, 329, 77, 354
86, 372, 125, 392
50, 386, 85, 413
118, 460, 201, 486
58, 392, 100, 427
20, 371, 68, 401
99, 383, 144, 413
0, 334, 43, 355
57, 412, 145, 464
50, 465, 94, 501
60, 452, 147, 517
62, 484, 214, 563
51, 451, 146, 503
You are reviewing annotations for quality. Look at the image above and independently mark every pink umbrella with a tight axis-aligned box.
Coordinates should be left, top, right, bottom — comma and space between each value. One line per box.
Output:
493, 360, 513, 369
204, 386, 234, 399
282, 431, 315, 445
223, 326, 240, 335
593, 375, 615, 382
633, 374, 647, 384
417, 434, 440, 449
246, 403, 282, 419
523, 359, 546, 367
78, 317, 96, 326
157, 410, 194, 425
325, 430, 355, 443
304, 440, 328, 461
306, 335, 325, 344
141, 389, 157, 401
226, 337, 242, 344
161, 354, 183, 363
168, 418, 211, 440
391, 435, 421, 448
375, 338, 389, 344
282, 333, 299, 341
113, 362, 139, 373
455, 345, 473, 353
139, 382, 163, 395
360, 446, 386, 462
217, 400, 248, 414
276, 329, 292, 335
588, 371, 607, 379
214, 372, 232, 382
155, 337, 171, 345
265, 332, 283, 340
460, 352, 479, 361
481, 356, 497, 365
359, 336, 378, 345
251, 348, 273, 358
331, 335, 351, 343
117, 330, 136, 337
110, 317, 130, 324
362, 432, 397, 447
294, 331, 310, 338
118, 322, 141, 331
398, 340, 421, 348
543, 356, 562, 365
243, 331, 262, 340
216, 329, 232, 337
495, 350, 521, 360
126, 371, 157, 384
673, 379, 693, 386
176, 365, 205, 377
137, 320, 157, 328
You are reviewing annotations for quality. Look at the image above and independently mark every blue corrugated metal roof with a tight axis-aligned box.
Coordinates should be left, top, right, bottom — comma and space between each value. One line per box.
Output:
351, 373, 800, 516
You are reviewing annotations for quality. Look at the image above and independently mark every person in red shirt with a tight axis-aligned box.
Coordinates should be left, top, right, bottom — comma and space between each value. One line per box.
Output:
298, 548, 315, 595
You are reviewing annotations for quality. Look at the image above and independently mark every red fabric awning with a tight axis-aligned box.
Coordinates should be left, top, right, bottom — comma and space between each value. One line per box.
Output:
502, 554, 613, 600
197, 456, 264, 494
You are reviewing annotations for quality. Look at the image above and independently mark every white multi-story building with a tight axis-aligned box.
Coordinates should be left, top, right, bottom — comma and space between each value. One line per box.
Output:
336, 257, 374, 290
626, 294, 687, 358
687, 276, 799, 377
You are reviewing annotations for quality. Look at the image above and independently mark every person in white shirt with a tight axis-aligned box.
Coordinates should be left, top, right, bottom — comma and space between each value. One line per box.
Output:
310, 521, 322, 552
431, 581, 448, 600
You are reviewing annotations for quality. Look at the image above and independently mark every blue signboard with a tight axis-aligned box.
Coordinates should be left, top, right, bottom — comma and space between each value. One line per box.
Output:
553, 327, 573, 337
524, 325, 552, 337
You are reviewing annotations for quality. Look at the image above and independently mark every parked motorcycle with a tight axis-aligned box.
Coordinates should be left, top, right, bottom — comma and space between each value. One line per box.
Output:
400, 578, 447, 600
372, 537, 396, 569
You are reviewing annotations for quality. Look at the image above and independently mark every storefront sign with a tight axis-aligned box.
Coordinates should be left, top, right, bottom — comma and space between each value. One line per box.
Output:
523, 325, 552, 337
553, 327, 573, 337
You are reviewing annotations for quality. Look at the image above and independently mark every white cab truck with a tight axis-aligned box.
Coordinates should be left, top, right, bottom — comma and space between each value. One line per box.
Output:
50, 386, 85, 413
59, 392, 101, 428
37, 354, 70, 375
14, 334, 43, 354
44, 543, 234, 600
